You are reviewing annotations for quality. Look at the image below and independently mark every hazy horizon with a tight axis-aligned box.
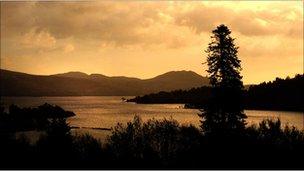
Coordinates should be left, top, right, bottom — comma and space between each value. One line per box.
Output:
1, 1, 303, 84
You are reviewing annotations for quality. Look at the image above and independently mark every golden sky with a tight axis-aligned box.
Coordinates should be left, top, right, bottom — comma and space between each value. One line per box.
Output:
0, 1, 303, 84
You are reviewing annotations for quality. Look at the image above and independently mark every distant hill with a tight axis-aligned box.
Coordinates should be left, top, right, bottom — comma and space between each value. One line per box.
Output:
0, 69, 209, 96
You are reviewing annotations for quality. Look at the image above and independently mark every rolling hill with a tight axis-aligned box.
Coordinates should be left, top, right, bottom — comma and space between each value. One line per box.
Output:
0, 69, 209, 96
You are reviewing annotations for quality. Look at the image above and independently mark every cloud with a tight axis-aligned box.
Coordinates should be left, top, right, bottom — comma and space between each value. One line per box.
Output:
174, 4, 233, 34
64, 44, 75, 53
174, 4, 302, 38
1, 2, 164, 47
20, 28, 56, 49
1, 1, 302, 49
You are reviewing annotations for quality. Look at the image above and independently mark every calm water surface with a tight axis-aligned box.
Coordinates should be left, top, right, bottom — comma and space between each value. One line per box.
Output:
2, 96, 303, 141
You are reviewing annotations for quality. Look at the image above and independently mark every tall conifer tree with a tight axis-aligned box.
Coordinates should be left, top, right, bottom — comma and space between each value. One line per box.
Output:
200, 24, 247, 134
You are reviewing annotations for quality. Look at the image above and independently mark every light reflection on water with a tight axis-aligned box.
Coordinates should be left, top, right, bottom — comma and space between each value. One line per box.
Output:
2, 96, 304, 142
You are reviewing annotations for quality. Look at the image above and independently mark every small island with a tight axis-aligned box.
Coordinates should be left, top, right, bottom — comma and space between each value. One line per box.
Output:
0, 103, 75, 132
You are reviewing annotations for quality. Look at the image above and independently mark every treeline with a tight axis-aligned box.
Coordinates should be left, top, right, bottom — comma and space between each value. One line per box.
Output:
1, 113, 304, 169
244, 74, 303, 111
128, 74, 304, 111
127, 86, 212, 108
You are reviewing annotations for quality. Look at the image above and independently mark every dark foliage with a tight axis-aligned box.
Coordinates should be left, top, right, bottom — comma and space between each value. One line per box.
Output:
34, 118, 74, 167
0, 112, 304, 169
245, 74, 304, 111
0, 114, 107, 168
106, 116, 202, 168
105, 116, 304, 169
72, 133, 108, 166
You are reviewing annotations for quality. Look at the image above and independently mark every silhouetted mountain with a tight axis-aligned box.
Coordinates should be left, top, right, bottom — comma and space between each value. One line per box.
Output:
0, 69, 209, 96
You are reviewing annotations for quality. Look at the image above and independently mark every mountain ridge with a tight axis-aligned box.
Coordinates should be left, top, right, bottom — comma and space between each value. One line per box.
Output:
51, 70, 203, 80
0, 69, 209, 96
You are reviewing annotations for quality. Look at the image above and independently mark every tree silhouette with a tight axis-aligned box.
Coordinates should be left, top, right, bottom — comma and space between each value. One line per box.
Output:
199, 24, 247, 135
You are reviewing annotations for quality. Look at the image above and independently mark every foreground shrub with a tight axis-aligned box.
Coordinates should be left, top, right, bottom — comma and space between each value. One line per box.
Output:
106, 116, 202, 167
1, 113, 304, 169
106, 116, 304, 168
